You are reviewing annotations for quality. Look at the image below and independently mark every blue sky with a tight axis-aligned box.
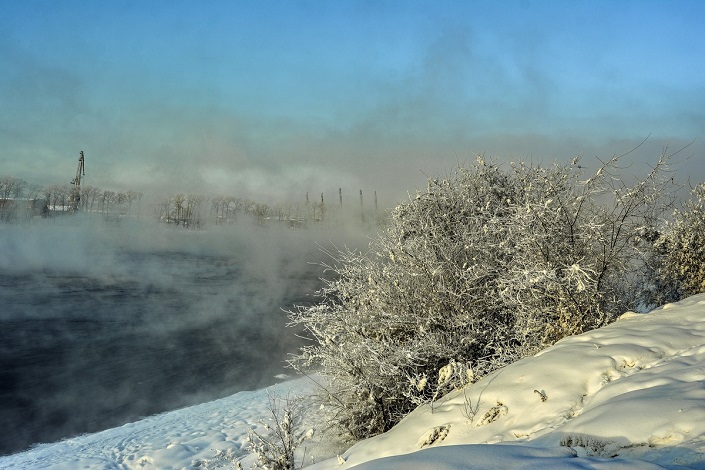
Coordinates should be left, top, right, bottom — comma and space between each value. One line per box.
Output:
1, 0, 704, 205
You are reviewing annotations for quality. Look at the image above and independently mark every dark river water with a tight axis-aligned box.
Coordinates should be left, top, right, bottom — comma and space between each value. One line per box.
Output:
0, 218, 335, 456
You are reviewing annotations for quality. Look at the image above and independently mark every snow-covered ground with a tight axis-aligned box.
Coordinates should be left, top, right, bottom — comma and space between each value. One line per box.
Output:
4, 294, 705, 469
0, 374, 346, 470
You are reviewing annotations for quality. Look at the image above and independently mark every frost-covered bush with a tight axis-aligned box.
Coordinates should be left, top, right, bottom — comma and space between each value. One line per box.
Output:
288, 154, 677, 441
246, 392, 310, 470
500, 156, 675, 343
653, 183, 705, 300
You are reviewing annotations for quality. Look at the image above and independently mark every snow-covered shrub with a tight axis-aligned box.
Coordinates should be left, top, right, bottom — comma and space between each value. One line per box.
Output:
288, 154, 677, 441
247, 392, 309, 470
652, 183, 705, 300
499, 155, 676, 343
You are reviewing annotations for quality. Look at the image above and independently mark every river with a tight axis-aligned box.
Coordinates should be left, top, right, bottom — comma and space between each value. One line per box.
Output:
0, 216, 341, 456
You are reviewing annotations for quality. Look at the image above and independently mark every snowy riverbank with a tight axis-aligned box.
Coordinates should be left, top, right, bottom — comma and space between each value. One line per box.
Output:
4, 294, 705, 469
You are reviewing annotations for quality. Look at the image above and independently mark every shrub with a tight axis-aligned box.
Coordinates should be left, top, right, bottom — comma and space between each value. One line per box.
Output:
652, 183, 705, 300
247, 392, 309, 470
288, 154, 677, 441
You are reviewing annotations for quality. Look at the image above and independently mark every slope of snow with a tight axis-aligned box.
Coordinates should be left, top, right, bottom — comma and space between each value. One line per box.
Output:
3, 294, 705, 469
314, 293, 705, 469
0, 376, 347, 470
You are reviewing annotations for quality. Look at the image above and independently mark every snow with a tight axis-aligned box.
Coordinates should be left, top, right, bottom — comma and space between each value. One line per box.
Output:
0, 374, 348, 470
3, 294, 705, 469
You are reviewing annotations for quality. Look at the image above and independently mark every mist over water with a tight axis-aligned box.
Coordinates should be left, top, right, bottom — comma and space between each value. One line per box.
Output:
0, 215, 363, 456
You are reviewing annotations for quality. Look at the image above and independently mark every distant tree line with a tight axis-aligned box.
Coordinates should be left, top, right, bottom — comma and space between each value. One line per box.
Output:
1, 174, 385, 229
156, 189, 386, 229
0, 175, 144, 221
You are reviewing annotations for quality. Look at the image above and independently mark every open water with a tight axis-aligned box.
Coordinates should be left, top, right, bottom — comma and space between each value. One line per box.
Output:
0, 219, 330, 456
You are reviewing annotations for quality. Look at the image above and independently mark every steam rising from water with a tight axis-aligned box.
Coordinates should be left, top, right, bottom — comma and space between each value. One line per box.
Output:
0, 215, 366, 455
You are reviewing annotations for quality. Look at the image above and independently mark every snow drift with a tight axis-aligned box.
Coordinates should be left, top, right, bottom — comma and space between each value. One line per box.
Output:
314, 293, 705, 469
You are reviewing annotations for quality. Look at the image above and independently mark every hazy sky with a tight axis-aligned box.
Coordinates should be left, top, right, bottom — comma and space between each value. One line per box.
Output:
2, 0, 704, 206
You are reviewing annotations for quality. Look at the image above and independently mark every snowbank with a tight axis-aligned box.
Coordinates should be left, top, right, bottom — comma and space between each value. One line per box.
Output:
314, 293, 705, 469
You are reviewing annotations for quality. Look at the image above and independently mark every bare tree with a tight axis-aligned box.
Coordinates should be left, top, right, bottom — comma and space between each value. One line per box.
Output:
171, 193, 186, 224
157, 197, 172, 223
0, 176, 27, 200
101, 190, 115, 215
26, 183, 44, 201
43, 185, 71, 211
185, 194, 205, 227
82, 186, 102, 213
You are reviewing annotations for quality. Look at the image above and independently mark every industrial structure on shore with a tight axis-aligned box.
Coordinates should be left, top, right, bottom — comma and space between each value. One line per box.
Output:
69, 151, 85, 212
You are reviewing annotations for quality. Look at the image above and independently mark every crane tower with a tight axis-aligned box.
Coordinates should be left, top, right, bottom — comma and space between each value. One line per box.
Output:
70, 151, 85, 211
